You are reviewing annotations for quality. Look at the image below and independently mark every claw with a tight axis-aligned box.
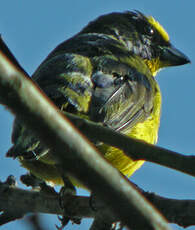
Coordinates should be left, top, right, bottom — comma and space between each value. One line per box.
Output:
57, 176, 79, 228
55, 215, 69, 230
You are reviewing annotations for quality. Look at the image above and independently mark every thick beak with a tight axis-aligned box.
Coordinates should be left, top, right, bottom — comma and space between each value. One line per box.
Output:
160, 44, 190, 66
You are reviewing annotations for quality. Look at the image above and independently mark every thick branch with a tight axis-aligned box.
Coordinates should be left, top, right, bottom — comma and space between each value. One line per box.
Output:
0, 181, 195, 228
0, 37, 171, 230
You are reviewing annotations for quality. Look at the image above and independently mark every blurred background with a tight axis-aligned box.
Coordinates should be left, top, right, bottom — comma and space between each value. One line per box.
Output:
0, 1, 194, 230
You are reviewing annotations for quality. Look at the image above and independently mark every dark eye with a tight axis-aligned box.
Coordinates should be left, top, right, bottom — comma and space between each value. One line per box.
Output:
144, 26, 154, 36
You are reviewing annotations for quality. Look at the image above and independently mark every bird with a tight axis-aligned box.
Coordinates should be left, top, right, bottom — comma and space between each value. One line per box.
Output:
7, 10, 190, 187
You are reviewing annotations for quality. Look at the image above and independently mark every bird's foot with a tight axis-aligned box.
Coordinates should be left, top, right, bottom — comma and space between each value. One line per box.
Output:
57, 176, 81, 229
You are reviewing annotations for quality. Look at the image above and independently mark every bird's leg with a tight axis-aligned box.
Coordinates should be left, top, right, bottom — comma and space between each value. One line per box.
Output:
57, 175, 81, 229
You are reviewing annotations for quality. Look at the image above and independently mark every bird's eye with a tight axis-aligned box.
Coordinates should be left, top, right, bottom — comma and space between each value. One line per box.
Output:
144, 26, 154, 36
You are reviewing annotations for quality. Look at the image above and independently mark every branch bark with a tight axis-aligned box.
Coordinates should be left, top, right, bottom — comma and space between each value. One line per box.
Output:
0, 180, 194, 228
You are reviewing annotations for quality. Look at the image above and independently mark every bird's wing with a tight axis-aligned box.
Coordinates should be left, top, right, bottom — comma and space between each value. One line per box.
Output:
7, 34, 156, 159
34, 53, 155, 134
89, 56, 155, 133
7, 53, 94, 159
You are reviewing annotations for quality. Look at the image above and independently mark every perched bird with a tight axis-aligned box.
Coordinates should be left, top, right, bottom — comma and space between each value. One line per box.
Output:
7, 11, 190, 186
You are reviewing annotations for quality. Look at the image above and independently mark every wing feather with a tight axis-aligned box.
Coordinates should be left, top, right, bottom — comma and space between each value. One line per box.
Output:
7, 33, 156, 160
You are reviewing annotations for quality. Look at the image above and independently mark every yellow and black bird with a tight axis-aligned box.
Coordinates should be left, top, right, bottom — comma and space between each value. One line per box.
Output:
7, 11, 190, 186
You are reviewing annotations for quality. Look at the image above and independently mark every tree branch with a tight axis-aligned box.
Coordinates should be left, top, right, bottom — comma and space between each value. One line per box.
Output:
0, 179, 195, 228
63, 112, 195, 178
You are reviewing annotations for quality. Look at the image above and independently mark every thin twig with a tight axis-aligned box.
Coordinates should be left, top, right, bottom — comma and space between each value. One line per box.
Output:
63, 112, 195, 177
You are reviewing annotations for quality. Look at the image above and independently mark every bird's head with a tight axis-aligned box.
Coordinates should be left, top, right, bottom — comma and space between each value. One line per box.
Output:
80, 11, 190, 76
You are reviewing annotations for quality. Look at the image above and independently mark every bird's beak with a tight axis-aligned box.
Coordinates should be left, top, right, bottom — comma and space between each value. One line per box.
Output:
159, 44, 191, 67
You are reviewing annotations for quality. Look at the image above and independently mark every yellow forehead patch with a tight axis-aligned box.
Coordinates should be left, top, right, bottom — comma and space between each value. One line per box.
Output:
146, 16, 169, 42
